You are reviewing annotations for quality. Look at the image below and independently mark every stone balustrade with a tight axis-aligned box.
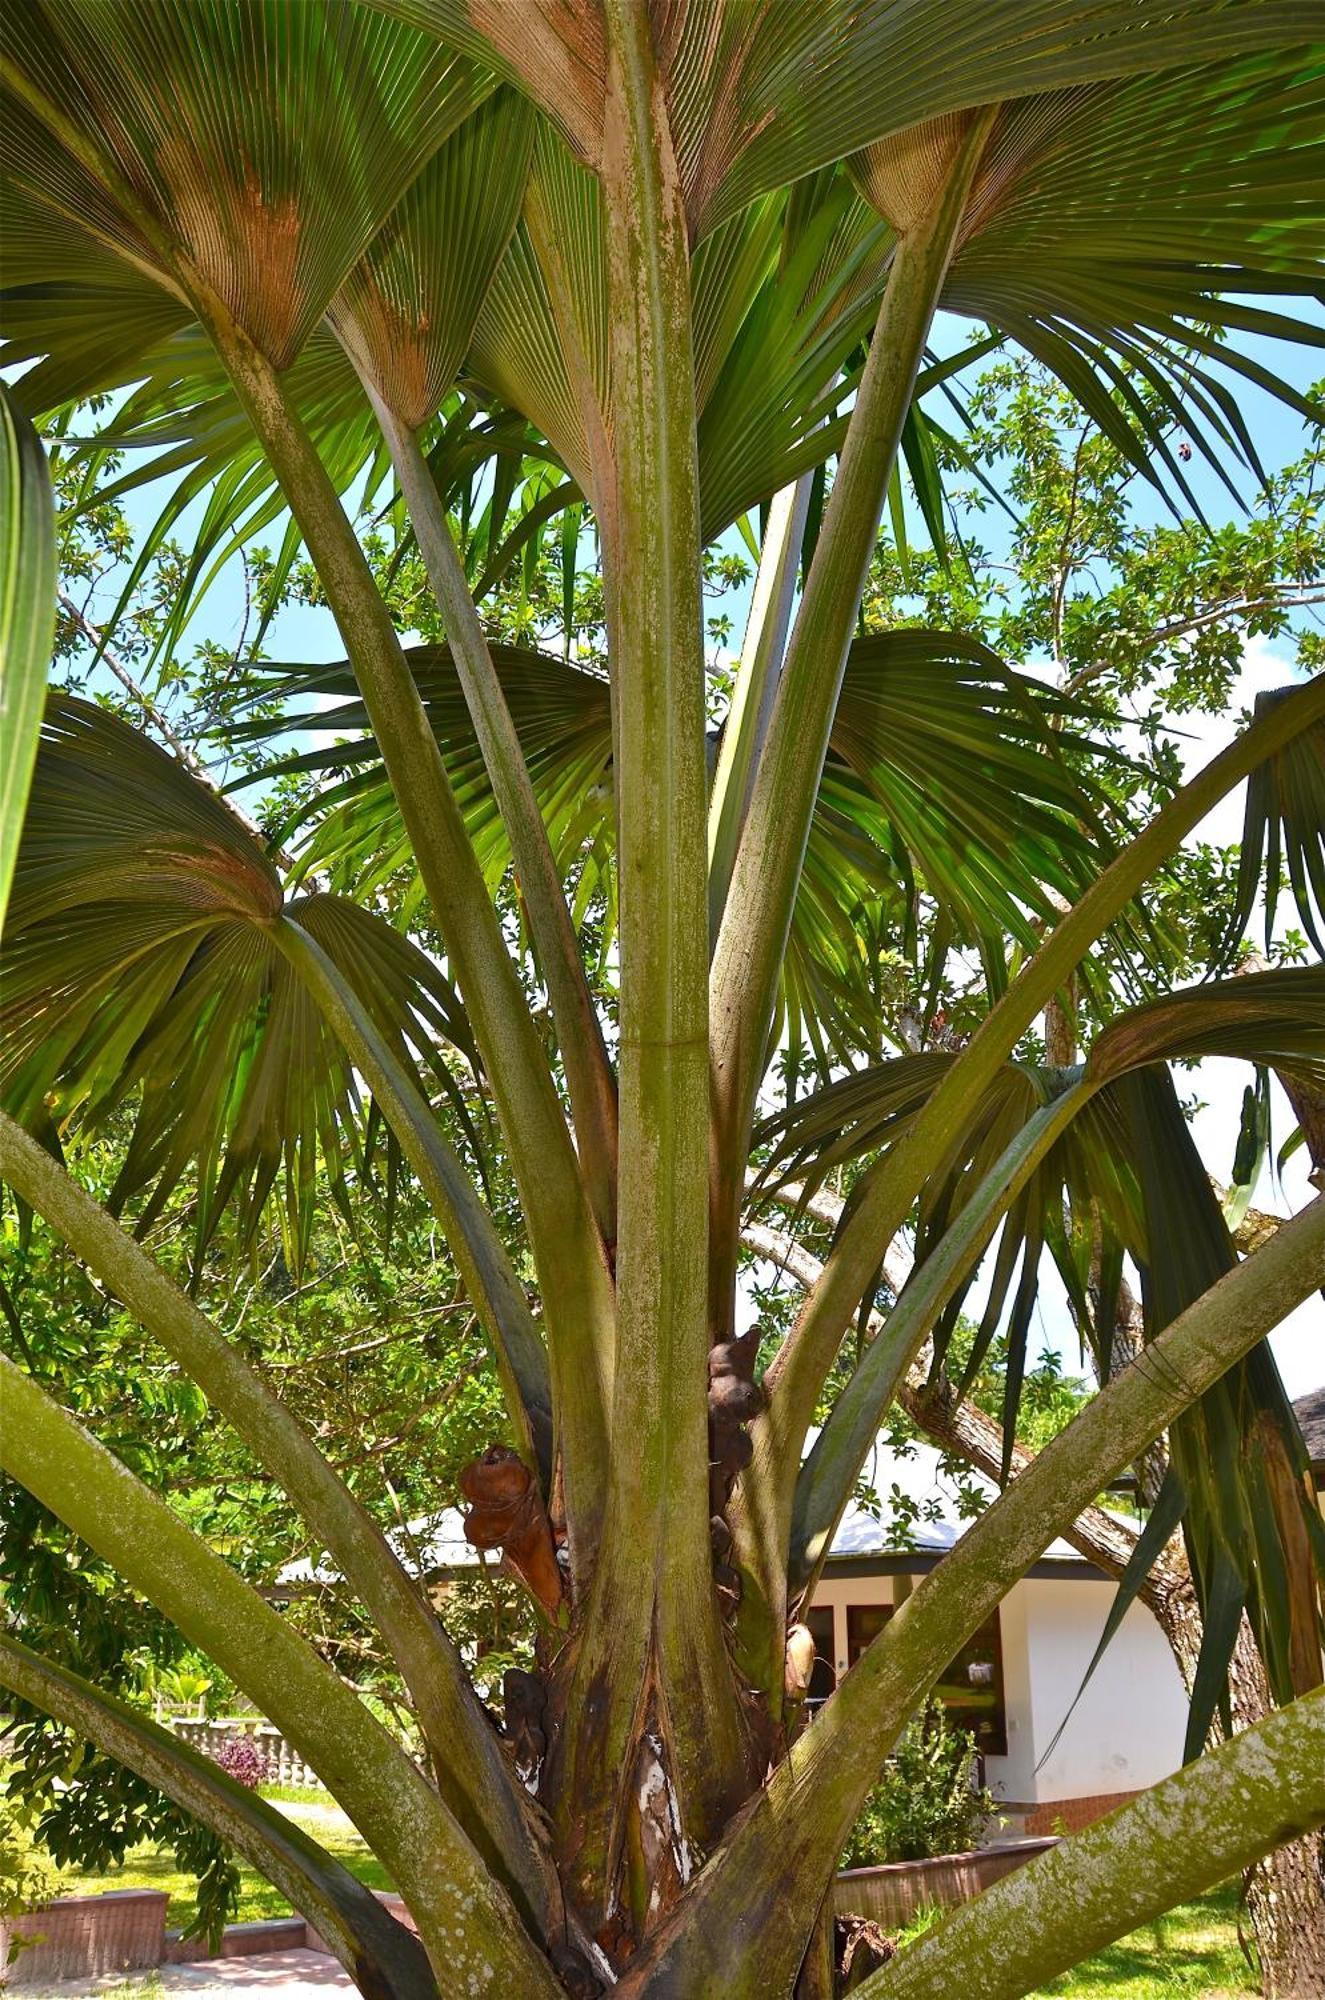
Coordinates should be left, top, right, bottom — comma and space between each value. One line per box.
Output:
169, 1716, 324, 1789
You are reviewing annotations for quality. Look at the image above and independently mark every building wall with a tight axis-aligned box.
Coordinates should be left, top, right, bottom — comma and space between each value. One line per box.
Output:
1019, 1576, 1187, 1804
808, 1568, 1188, 1812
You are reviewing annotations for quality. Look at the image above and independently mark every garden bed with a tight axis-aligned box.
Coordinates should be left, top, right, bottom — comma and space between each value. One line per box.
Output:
834, 1836, 1060, 1930
1, 1889, 168, 1988
0, 1889, 416, 1988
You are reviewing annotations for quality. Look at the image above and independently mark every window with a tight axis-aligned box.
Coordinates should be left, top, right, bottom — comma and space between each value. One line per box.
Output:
846, 1601, 892, 1667
933, 1610, 1006, 1757
804, 1605, 836, 1712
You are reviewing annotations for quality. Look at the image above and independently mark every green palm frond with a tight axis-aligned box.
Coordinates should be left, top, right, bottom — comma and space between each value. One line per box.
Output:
371, 0, 1321, 238
859, 53, 1325, 504
753, 967, 1325, 1404
231, 628, 1114, 1046
665, 1, 1324, 238
331, 88, 536, 428
761, 972, 1325, 1724
0, 385, 55, 933
1223, 688, 1325, 961
3, 0, 491, 367
1, 696, 482, 1270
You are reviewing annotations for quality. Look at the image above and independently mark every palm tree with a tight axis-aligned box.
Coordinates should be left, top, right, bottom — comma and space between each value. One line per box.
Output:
3, 5, 1325, 1994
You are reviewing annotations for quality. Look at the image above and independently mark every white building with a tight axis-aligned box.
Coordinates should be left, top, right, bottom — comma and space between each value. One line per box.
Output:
807, 1439, 1189, 1833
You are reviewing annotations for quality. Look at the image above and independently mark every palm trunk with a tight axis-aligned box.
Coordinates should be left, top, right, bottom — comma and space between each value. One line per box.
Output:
545, 0, 750, 1936
851, 1686, 1325, 2000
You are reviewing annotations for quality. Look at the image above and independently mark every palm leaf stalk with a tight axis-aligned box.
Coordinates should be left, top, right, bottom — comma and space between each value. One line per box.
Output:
0, 383, 55, 929
857, 1684, 1325, 2000
0, 1355, 565, 1998
366, 392, 621, 1243
709, 105, 997, 1349
3, 5, 1325, 1994
0, 1637, 440, 2000
198, 327, 618, 1578
706, 474, 813, 932
0, 1110, 555, 1930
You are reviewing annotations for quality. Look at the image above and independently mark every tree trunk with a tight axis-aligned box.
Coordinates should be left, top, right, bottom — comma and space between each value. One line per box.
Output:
1151, 1561, 1325, 1997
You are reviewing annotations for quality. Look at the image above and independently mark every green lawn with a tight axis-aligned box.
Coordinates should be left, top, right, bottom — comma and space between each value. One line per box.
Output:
1029, 1888, 1256, 1998
51, 1793, 392, 1930
57, 1813, 1256, 1996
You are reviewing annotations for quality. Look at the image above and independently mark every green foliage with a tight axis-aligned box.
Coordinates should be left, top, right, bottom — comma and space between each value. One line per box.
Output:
842, 1701, 995, 1868
0, 1778, 60, 1943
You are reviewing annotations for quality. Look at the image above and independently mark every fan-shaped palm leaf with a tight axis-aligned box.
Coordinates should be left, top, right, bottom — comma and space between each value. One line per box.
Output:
1, 695, 482, 1270
231, 627, 1114, 1048
3, 0, 491, 367
772, 973, 1325, 1726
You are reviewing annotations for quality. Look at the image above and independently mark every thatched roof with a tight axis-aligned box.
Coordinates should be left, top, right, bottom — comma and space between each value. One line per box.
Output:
1292, 1387, 1325, 1468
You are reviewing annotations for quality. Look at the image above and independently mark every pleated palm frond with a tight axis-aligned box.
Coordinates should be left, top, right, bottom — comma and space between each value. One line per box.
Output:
368, 0, 1320, 236
1221, 687, 1325, 962
918, 54, 1325, 505
3, 0, 491, 368
229, 627, 1115, 1046
0, 696, 483, 1271
756, 967, 1325, 1343
759, 968, 1325, 1727
7, 12, 1320, 678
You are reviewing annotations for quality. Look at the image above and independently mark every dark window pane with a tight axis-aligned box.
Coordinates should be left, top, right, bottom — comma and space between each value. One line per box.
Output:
806, 1605, 836, 1710
934, 1609, 1006, 1756
846, 1601, 892, 1666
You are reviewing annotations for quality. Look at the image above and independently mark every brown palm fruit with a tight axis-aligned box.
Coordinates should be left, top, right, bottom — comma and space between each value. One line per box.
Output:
459, 1445, 563, 1617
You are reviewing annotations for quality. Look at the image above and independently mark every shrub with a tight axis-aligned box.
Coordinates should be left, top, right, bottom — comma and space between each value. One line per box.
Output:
843, 1700, 995, 1867
209, 1735, 265, 1790
0, 1783, 60, 1984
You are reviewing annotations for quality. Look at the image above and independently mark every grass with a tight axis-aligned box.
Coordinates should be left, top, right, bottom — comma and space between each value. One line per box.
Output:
55, 1815, 1256, 1995
1029, 1887, 1257, 1998
50, 1794, 392, 1930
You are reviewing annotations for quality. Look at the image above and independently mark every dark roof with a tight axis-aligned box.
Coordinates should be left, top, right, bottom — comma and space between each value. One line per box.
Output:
1292, 1387, 1325, 1466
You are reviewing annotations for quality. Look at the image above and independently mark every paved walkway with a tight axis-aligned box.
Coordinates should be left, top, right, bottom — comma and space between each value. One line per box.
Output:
23, 1950, 356, 1998
160, 1951, 354, 1992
